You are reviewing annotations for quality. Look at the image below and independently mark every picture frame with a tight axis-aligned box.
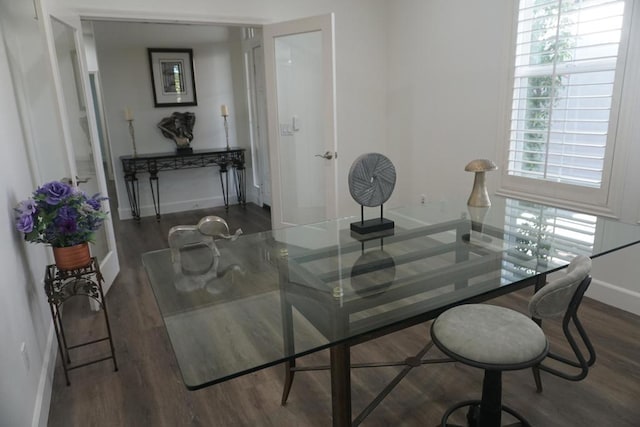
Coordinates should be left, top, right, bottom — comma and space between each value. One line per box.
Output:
148, 48, 198, 107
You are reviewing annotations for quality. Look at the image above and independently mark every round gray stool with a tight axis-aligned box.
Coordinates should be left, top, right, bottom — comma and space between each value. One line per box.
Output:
431, 304, 549, 427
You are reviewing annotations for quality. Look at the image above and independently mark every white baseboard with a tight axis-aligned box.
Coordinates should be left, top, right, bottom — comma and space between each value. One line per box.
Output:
32, 324, 56, 427
118, 196, 227, 220
587, 278, 640, 316
117, 187, 264, 220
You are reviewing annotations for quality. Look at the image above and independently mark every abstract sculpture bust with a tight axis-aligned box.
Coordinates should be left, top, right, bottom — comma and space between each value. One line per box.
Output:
158, 112, 196, 153
465, 159, 498, 207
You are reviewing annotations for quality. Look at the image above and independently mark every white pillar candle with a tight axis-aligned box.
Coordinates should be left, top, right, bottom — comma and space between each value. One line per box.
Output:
124, 107, 133, 121
220, 104, 229, 116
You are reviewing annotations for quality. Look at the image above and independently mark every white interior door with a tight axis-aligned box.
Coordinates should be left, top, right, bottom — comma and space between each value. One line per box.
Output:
263, 14, 338, 229
40, 0, 120, 293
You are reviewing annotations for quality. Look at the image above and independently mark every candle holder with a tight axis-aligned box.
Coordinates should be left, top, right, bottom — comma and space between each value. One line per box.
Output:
127, 119, 138, 157
222, 114, 230, 151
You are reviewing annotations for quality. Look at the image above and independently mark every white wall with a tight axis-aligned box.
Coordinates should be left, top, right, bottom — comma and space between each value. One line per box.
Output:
387, 0, 513, 205
0, 1, 388, 424
66, 0, 640, 314
385, 0, 640, 314
2, 1, 637, 426
64, 1, 640, 314
0, 3, 57, 426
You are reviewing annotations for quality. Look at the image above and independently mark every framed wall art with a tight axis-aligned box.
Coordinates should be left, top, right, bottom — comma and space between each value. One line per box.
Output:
148, 48, 198, 107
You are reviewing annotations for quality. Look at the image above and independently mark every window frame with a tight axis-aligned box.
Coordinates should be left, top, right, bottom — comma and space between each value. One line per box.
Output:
497, 0, 635, 217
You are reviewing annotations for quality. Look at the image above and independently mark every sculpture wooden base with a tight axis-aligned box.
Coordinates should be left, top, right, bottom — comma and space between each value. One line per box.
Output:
350, 218, 394, 234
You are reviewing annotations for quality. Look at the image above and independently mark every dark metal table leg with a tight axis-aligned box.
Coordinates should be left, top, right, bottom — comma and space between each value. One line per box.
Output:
454, 221, 471, 289
278, 254, 296, 405
220, 165, 229, 209
281, 359, 296, 405
330, 343, 352, 427
149, 173, 160, 221
534, 273, 547, 330
234, 164, 246, 205
124, 173, 140, 221
534, 273, 547, 292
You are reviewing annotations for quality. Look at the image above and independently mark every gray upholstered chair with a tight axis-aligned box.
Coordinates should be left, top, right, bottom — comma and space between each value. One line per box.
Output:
430, 255, 593, 426
529, 255, 595, 392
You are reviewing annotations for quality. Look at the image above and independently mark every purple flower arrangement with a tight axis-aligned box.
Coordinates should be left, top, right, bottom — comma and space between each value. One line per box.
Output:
15, 181, 108, 248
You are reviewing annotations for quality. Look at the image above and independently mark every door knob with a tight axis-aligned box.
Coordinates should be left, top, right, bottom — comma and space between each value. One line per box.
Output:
315, 151, 334, 160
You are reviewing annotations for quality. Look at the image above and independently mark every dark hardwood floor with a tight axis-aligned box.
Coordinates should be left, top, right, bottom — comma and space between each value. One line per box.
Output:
47, 201, 640, 426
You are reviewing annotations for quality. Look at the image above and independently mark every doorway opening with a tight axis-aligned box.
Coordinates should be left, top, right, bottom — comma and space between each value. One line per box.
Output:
82, 19, 272, 227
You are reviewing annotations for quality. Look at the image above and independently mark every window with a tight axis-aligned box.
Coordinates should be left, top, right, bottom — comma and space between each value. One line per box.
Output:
505, 0, 627, 203
501, 198, 595, 282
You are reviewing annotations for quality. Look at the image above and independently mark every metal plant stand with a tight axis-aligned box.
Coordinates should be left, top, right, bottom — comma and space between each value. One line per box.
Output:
44, 258, 118, 385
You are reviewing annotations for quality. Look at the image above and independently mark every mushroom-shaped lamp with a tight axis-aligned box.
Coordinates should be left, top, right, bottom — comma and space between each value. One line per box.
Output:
465, 159, 498, 207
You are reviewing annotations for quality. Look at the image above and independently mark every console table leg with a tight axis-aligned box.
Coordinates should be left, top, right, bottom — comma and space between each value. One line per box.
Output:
234, 166, 246, 205
124, 174, 140, 222
149, 174, 160, 221
220, 167, 229, 209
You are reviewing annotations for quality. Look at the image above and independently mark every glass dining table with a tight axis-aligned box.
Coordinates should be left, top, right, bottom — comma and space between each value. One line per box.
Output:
142, 196, 640, 426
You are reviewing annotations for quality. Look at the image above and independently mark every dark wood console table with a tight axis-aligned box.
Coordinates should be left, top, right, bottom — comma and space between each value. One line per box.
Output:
120, 148, 246, 221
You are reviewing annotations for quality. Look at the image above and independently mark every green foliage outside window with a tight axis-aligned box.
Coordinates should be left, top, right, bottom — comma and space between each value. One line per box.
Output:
522, 0, 575, 172
511, 202, 552, 277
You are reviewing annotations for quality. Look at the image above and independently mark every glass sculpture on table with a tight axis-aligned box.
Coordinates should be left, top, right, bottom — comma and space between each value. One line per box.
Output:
167, 216, 243, 293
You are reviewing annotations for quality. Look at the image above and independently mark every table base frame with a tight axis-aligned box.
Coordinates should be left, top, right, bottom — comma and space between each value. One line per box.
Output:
281, 272, 548, 426
282, 340, 452, 426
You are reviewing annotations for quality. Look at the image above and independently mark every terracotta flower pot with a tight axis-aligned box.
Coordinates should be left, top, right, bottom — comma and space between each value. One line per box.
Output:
52, 243, 91, 271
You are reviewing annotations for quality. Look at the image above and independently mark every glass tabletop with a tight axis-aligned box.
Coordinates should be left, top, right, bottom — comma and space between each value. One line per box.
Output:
142, 196, 640, 390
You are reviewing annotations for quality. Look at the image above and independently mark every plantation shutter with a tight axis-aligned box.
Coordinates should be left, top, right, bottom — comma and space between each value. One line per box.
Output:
501, 198, 596, 282
508, 0, 626, 188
